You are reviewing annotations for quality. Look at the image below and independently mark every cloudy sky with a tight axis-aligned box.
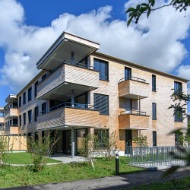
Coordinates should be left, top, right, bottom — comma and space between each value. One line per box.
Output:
0, 0, 189, 112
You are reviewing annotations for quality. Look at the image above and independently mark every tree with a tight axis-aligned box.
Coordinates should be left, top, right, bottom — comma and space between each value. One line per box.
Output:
126, 0, 190, 26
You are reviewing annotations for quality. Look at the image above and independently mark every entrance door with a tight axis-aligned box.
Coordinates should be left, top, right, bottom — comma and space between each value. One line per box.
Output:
63, 130, 71, 154
125, 130, 132, 154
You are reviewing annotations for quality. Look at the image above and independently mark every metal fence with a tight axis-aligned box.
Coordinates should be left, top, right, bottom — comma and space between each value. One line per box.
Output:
126, 146, 188, 167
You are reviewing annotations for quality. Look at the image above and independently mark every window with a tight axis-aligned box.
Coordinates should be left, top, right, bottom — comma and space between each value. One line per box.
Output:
174, 81, 182, 92
152, 103, 157, 120
42, 102, 47, 115
19, 115, 22, 126
94, 94, 109, 115
153, 131, 157, 146
94, 59, 108, 81
28, 87, 32, 101
94, 129, 109, 149
34, 106, 38, 122
174, 111, 183, 122
42, 74, 47, 81
23, 113, 26, 125
152, 75, 156, 91
125, 67, 131, 80
23, 92, 26, 105
34, 81, 38, 97
28, 110, 32, 123
19, 96, 21, 107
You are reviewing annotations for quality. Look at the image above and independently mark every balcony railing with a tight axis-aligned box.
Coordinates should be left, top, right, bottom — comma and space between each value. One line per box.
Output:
119, 110, 149, 129
118, 76, 149, 99
120, 110, 147, 116
38, 60, 94, 85
119, 76, 146, 83
37, 63, 99, 99
37, 103, 100, 130
40, 102, 95, 116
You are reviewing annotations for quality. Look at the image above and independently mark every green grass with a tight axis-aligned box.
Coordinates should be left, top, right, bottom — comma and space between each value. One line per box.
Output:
6, 152, 61, 164
0, 157, 143, 188
129, 176, 190, 190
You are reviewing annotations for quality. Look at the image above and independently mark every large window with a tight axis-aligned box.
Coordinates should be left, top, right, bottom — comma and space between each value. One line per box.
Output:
23, 92, 26, 105
125, 67, 131, 80
153, 131, 157, 146
23, 113, 26, 125
152, 103, 157, 120
28, 87, 32, 101
34, 81, 38, 97
19, 96, 21, 107
28, 110, 32, 123
34, 106, 38, 122
174, 81, 182, 92
152, 75, 156, 91
94, 59, 109, 81
42, 102, 47, 115
94, 94, 109, 115
94, 129, 109, 149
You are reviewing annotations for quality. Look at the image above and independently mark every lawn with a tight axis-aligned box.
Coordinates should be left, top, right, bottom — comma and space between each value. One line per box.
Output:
5, 152, 61, 164
0, 156, 143, 188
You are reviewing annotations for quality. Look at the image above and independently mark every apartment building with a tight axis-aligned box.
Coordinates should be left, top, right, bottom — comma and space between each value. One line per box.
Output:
1, 32, 188, 156
0, 107, 4, 135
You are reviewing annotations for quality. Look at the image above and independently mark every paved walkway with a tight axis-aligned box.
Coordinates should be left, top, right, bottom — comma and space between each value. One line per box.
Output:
4, 167, 190, 190
50, 154, 87, 163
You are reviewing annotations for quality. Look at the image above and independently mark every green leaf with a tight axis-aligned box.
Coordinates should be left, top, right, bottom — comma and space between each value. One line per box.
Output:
147, 6, 151, 17
149, 0, 155, 6
126, 7, 136, 13
127, 16, 134, 26
168, 128, 185, 135
162, 165, 180, 178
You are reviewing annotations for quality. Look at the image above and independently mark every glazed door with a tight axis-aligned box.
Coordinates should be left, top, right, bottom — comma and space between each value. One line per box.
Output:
63, 130, 71, 154
125, 130, 132, 154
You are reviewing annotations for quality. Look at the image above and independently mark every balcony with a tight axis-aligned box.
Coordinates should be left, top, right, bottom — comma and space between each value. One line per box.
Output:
0, 117, 5, 123
4, 125, 19, 135
37, 103, 100, 130
118, 77, 149, 99
37, 63, 99, 101
4, 108, 19, 118
119, 110, 149, 130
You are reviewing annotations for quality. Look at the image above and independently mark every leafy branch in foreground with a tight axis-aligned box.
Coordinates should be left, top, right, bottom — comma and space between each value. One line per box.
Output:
126, 0, 190, 26
163, 90, 190, 177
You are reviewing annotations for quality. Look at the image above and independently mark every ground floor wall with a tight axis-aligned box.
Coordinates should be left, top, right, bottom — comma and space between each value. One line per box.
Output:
1, 135, 27, 151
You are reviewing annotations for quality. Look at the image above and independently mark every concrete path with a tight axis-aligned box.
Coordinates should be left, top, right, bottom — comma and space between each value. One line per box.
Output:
50, 154, 87, 163
4, 168, 190, 190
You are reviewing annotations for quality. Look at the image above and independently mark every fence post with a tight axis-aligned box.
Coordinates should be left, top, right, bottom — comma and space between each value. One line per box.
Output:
115, 153, 119, 175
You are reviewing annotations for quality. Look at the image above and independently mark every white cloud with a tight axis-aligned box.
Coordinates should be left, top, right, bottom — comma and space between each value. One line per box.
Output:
0, 0, 190, 93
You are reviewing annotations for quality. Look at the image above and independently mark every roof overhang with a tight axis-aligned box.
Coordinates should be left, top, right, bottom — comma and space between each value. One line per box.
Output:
5, 94, 17, 103
36, 32, 99, 71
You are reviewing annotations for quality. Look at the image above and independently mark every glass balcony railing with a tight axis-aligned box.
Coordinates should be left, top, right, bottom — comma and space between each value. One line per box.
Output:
40, 102, 95, 116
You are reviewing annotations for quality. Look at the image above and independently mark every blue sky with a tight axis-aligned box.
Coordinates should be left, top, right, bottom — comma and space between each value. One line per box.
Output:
0, 0, 189, 113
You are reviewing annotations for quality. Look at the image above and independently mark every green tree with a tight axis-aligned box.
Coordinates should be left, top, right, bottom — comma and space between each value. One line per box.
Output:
126, 0, 190, 26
